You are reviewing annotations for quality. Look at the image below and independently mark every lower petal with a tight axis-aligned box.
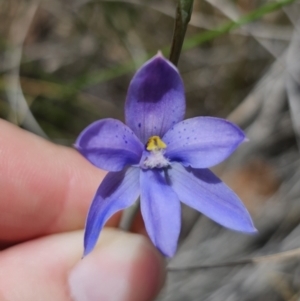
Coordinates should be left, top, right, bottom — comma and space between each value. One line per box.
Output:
140, 169, 181, 257
84, 167, 140, 256
168, 163, 256, 233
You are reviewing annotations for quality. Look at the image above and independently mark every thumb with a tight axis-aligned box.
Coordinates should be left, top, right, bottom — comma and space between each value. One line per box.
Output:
0, 229, 165, 301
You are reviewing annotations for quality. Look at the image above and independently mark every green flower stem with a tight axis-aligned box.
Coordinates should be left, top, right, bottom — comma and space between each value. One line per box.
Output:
169, 0, 194, 66
119, 200, 140, 231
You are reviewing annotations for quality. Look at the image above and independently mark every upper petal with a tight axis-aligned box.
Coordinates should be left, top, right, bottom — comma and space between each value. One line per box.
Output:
168, 163, 256, 233
163, 117, 246, 168
140, 169, 181, 257
75, 118, 143, 172
125, 54, 185, 144
84, 167, 140, 256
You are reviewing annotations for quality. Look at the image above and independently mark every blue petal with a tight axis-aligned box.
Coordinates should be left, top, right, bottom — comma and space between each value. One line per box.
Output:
125, 53, 185, 144
163, 117, 246, 168
76, 118, 143, 172
140, 169, 181, 257
168, 163, 256, 233
84, 167, 140, 256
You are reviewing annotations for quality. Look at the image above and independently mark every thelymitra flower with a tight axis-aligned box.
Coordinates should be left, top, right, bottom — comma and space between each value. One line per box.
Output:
75, 53, 256, 257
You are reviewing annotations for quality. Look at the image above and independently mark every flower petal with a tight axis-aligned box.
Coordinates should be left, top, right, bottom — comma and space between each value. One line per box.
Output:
163, 117, 246, 168
76, 118, 143, 172
168, 163, 256, 233
125, 54, 185, 144
84, 167, 140, 256
140, 169, 181, 257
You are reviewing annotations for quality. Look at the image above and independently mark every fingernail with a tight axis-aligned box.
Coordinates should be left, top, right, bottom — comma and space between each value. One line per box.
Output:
68, 230, 165, 301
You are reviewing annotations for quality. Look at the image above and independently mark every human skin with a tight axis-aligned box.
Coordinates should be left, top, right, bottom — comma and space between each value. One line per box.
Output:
0, 119, 165, 301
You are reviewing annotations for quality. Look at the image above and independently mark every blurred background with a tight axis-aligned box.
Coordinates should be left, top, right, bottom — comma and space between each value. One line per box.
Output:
1, 0, 300, 300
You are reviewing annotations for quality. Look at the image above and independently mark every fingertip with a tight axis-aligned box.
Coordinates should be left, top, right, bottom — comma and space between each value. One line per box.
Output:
69, 229, 165, 301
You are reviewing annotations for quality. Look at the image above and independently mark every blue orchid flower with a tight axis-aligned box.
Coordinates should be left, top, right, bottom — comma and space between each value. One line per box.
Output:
75, 53, 256, 258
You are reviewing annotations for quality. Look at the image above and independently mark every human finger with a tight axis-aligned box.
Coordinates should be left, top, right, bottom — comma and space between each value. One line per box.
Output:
0, 119, 120, 242
0, 228, 165, 301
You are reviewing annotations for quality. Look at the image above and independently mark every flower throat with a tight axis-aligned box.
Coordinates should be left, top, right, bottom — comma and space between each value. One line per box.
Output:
141, 136, 169, 169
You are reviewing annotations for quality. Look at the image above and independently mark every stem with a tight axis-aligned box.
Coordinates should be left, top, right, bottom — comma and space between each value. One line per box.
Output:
119, 200, 140, 231
169, 0, 194, 66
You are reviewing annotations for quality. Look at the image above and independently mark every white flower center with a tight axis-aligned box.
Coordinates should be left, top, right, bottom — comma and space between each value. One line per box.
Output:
142, 149, 170, 169
140, 136, 170, 169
